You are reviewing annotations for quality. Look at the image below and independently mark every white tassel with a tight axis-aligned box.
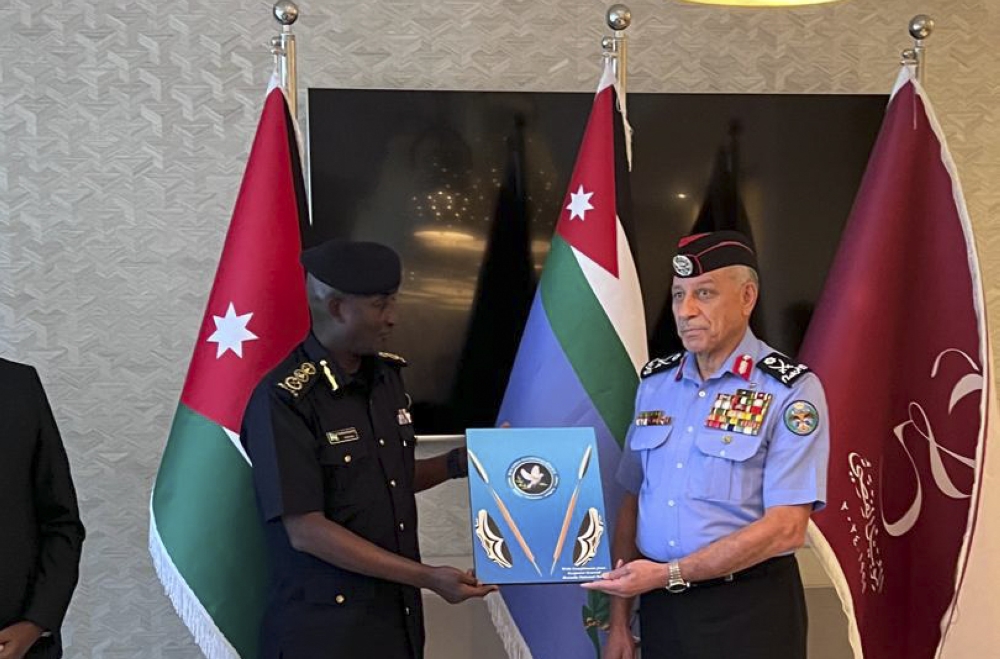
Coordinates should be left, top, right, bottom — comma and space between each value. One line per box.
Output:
149, 507, 241, 659
485, 591, 535, 659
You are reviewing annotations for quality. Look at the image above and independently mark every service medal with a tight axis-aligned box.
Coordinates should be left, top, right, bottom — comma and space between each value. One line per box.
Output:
705, 388, 773, 436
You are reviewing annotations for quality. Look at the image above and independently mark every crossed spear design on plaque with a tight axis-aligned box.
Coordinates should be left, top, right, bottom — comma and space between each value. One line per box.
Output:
467, 445, 605, 576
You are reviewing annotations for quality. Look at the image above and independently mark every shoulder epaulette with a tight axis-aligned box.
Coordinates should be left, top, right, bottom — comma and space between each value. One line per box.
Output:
378, 351, 408, 367
641, 352, 683, 379
757, 352, 811, 387
275, 361, 321, 399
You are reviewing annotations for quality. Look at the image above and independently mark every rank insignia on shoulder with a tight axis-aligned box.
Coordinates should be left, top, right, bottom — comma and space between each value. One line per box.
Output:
378, 351, 408, 367
327, 427, 360, 445
276, 362, 318, 398
758, 352, 811, 387
641, 352, 683, 379
635, 411, 671, 427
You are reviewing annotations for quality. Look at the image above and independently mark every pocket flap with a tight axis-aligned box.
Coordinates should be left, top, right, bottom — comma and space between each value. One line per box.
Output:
318, 438, 370, 466
694, 430, 762, 462
629, 426, 673, 451
301, 573, 375, 605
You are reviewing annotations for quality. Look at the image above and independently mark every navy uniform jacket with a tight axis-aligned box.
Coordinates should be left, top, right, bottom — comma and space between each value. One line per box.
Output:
242, 334, 423, 659
0, 359, 85, 659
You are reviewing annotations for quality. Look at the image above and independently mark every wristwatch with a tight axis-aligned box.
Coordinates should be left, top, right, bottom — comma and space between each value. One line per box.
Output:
665, 560, 690, 594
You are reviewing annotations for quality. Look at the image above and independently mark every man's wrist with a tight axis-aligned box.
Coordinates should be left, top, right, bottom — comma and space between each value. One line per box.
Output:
446, 447, 468, 479
665, 560, 690, 593
608, 622, 632, 635
416, 564, 439, 590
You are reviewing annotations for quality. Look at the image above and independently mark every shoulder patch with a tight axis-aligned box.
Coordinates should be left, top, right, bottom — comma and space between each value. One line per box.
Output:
275, 361, 320, 399
378, 351, 408, 367
757, 352, 811, 387
641, 352, 683, 379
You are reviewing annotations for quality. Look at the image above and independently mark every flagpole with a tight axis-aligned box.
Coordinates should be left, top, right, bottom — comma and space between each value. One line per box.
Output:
901, 14, 934, 85
272, 1, 300, 117
603, 4, 632, 93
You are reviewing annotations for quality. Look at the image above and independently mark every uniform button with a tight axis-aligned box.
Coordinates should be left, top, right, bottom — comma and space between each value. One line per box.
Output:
335, 594, 345, 604
719, 450, 726, 457
698, 390, 706, 398
343, 455, 352, 464
668, 540, 676, 547
676, 462, 684, 469
686, 426, 693, 433
390, 479, 397, 487
404, 606, 411, 615
722, 435, 732, 444
399, 522, 405, 531
668, 500, 675, 507
402, 440, 408, 447
379, 438, 386, 446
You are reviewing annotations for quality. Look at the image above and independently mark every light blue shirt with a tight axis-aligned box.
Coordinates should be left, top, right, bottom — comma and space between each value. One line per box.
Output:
616, 329, 829, 562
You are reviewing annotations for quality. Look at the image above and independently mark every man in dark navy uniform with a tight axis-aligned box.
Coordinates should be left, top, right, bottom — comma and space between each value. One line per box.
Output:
242, 239, 494, 659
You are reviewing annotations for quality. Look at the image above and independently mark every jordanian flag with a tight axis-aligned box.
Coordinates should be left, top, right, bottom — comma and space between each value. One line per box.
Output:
491, 58, 647, 658
149, 81, 310, 658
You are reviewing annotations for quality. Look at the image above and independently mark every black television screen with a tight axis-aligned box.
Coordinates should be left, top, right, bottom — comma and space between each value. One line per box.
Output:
306, 89, 885, 434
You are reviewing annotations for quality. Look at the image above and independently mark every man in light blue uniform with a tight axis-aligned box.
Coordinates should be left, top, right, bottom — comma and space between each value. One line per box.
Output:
585, 231, 829, 659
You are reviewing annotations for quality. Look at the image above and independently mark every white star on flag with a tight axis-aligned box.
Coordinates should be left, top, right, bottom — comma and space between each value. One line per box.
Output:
207, 302, 258, 358
566, 184, 595, 221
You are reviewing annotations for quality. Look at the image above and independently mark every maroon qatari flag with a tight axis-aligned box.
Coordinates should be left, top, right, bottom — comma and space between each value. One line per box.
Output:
801, 67, 993, 658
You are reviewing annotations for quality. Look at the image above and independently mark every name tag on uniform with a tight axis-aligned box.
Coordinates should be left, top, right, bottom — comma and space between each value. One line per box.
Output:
635, 411, 671, 427
326, 427, 360, 445
397, 408, 412, 425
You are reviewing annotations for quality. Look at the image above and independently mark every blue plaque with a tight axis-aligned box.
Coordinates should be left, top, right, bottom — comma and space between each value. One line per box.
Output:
466, 427, 612, 584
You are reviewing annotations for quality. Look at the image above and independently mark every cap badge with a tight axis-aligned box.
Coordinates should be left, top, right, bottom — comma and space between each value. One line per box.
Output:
672, 255, 694, 277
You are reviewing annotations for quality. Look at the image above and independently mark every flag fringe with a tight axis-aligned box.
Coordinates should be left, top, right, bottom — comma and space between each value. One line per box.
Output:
910, 72, 995, 656
806, 521, 865, 659
149, 505, 240, 659
484, 592, 534, 659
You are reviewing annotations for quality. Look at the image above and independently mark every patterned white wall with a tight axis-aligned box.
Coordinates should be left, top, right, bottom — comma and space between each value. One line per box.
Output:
1, 0, 997, 655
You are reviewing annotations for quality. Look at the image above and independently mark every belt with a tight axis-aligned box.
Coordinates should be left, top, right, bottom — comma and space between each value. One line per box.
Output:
689, 554, 794, 589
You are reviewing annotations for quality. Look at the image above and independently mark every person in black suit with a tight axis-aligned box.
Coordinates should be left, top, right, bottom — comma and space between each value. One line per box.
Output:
0, 359, 85, 659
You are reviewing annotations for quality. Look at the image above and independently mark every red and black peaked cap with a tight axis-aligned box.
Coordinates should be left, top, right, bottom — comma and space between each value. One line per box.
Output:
671, 230, 757, 278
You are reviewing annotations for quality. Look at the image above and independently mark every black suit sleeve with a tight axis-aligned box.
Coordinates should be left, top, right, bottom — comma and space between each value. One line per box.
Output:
22, 369, 85, 633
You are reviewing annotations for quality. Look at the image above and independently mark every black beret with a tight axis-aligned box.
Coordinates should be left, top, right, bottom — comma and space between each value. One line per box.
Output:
301, 240, 401, 295
672, 230, 757, 278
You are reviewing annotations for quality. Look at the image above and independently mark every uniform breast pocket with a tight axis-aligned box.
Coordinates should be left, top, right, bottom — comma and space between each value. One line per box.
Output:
630, 426, 673, 479
319, 439, 374, 506
688, 432, 764, 502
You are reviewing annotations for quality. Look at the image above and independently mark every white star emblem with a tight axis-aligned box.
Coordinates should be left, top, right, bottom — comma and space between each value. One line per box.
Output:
207, 302, 258, 358
565, 185, 595, 221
